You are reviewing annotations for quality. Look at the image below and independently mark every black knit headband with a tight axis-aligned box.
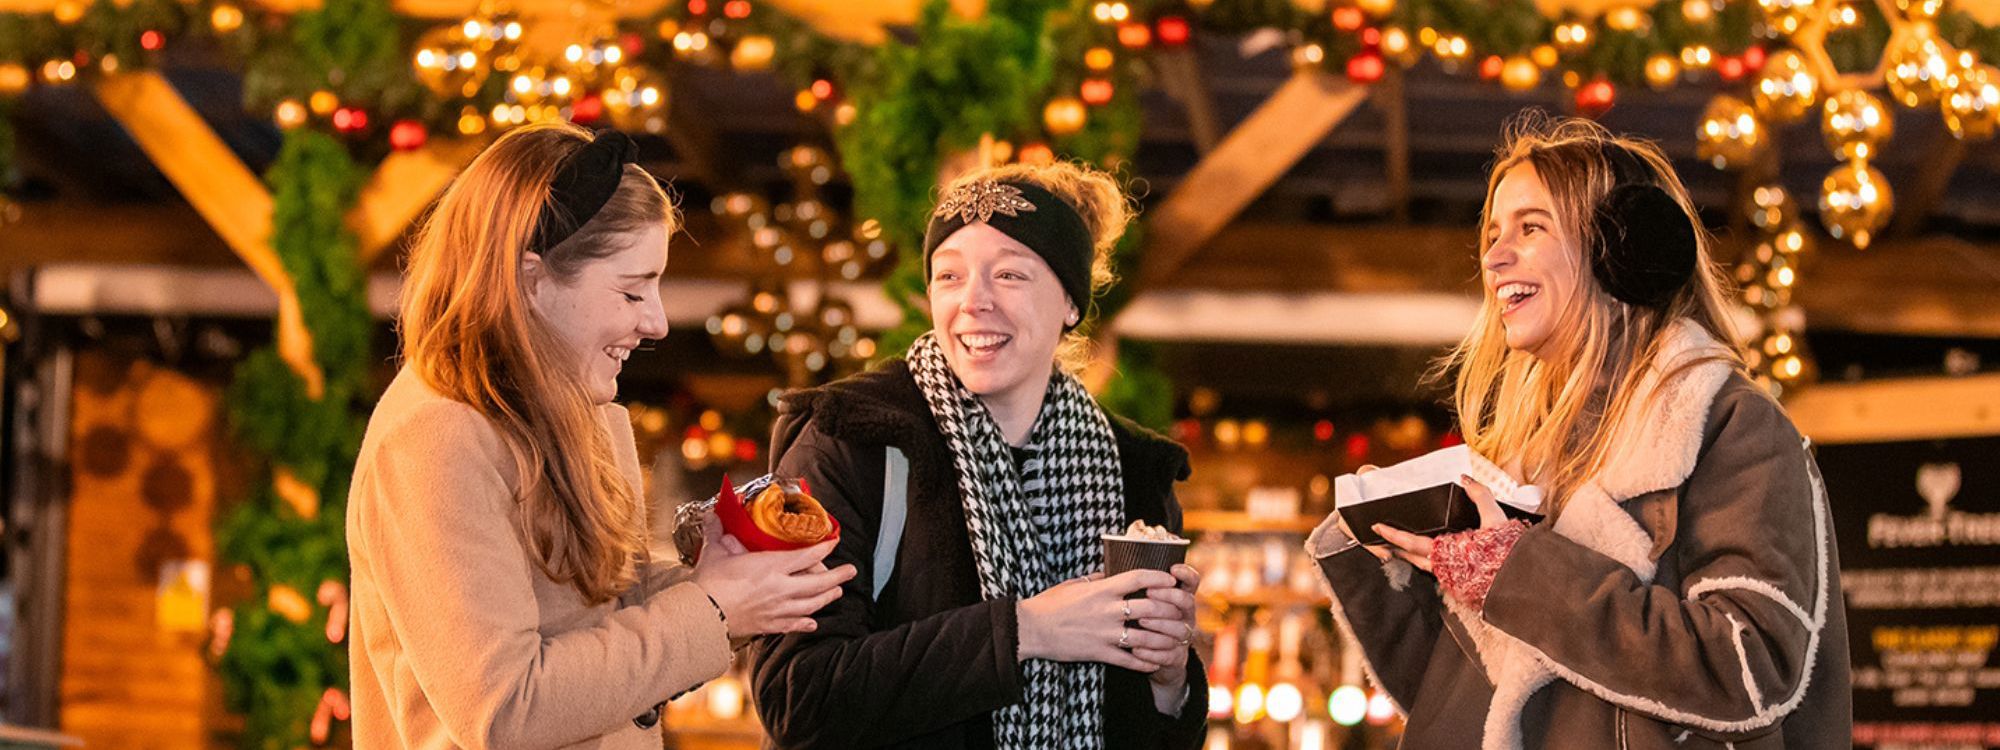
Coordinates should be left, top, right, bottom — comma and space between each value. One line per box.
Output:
922, 179, 1094, 330
528, 131, 640, 255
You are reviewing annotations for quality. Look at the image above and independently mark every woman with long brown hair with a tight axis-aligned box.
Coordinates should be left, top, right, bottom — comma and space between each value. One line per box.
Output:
347, 122, 854, 749
1310, 115, 1849, 748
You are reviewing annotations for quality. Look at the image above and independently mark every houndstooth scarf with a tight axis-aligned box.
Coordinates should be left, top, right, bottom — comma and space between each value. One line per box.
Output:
907, 332, 1126, 750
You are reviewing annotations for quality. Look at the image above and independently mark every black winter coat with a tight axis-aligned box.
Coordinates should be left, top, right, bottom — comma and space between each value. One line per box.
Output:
749, 360, 1209, 749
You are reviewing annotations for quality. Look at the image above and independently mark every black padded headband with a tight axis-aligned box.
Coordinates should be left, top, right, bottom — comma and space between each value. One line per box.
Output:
922, 179, 1094, 330
528, 131, 640, 255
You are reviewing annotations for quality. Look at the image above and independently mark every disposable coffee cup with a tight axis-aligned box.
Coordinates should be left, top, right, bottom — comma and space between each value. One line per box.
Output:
1103, 533, 1191, 602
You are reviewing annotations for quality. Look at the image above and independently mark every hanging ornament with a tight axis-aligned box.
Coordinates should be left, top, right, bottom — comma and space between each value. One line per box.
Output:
1080, 78, 1115, 105
1553, 22, 1591, 55
332, 107, 369, 134
1895, 0, 1945, 20
1718, 54, 1748, 82
731, 34, 776, 71
1292, 43, 1326, 70
1943, 63, 2000, 141
1682, 44, 1716, 69
1346, 50, 1386, 83
1576, 79, 1616, 117
1479, 55, 1504, 81
309, 90, 340, 116
1683, 0, 1716, 23
1156, 16, 1192, 47
1756, 0, 1822, 37
1746, 184, 1798, 233
209, 3, 244, 33
1332, 6, 1366, 32
1085, 47, 1115, 72
1884, 28, 1956, 108
274, 99, 308, 129
1697, 95, 1765, 169
140, 29, 164, 52
388, 120, 428, 151
52, 0, 85, 24
1092, 1, 1131, 22
1821, 89, 1892, 160
1381, 28, 1419, 66
604, 68, 669, 133
1044, 96, 1088, 136
1356, 0, 1396, 16
457, 105, 488, 135
1818, 159, 1892, 249
1752, 49, 1820, 123
1500, 55, 1540, 91
1644, 53, 1681, 90
1118, 22, 1152, 48
0, 63, 26, 95
1432, 34, 1472, 71
1605, 5, 1649, 32
413, 25, 490, 99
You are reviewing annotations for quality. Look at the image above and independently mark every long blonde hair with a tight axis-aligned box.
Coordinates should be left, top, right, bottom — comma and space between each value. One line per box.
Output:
399, 121, 677, 603
1444, 114, 1740, 517
937, 160, 1131, 371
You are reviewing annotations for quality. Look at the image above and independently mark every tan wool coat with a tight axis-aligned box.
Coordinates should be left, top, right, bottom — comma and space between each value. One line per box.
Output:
347, 368, 733, 749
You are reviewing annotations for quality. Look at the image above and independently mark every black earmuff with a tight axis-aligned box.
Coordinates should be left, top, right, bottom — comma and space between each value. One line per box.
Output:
1590, 142, 1698, 309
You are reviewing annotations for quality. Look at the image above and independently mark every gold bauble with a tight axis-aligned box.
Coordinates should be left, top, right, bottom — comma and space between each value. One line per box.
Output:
1884, 27, 1955, 108
1605, 5, 1649, 32
1645, 53, 1681, 90
274, 99, 308, 129
1943, 63, 2000, 141
1381, 28, 1421, 67
0, 63, 28, 96
210, 3, 244, 33
1553, 22, 1591, 55
1820, 89, 1892, 160
603, 68, 669, 134
1356, 0, 1396, 17
1683, 0, 1716, 22
1895, 0, 1945, 20
1500, 56, 1541, 92
309, 90, 339, 115
731, 35, 776, 72
52, 0, 85, 24
1746, 184, 1797, 234
1697, 95, 1766, 170
1043, 96, 1088, 136
1818, 159, 1892, 249
412, 25, 489, 99
1752, 49, 1819, 123
1756, 0, 1822, 37
1531, 44, 1560, 69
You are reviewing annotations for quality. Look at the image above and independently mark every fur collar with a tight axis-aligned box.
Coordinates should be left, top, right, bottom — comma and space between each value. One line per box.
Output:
1456, 319, 1735, 750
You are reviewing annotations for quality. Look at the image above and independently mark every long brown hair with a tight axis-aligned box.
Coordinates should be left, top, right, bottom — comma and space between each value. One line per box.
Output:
399, 121, 678, 603
937, 160, 1131, 371
1442, 114, 1740, 517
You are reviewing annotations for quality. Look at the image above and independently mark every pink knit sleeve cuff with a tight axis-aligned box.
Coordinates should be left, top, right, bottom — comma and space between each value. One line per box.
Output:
1432, 520, 1529, 613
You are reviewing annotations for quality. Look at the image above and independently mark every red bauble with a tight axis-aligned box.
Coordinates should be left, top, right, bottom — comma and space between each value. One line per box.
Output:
733, 437, 759, 463
1742, 45, 1766, 73
140, 30, 164, 51
388, 119, 427, 151
571, 93, 604, 124
1717, 55, 1746, 82
1117, 22, 1151, 49
1344, 433, 1372, 463
1332, 6, 1365, 31
1479, 55, 1504, 80
331, 107, 368, 134
687, 0, 709, 15
1156, 16, 1191, 46
1346, 52, 1385, 84
1080, 78, 1115, 105
723, 0, 751, 19
1576, 78, 1616, 117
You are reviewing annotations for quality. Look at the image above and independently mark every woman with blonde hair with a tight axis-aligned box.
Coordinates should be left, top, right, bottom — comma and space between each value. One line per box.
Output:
347, 122, 854, 749
751, 161, 1209, 748
1310, 114, 1849, 748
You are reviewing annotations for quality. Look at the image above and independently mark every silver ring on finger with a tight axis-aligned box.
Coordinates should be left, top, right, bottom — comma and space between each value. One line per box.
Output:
1180, 622, 1194, 647
1121, 601, 1132, 620
1117, 626, 1130, 650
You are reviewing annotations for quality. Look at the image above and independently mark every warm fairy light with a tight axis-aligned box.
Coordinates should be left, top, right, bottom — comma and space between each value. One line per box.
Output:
1329, 685, 1367, 726
1208, 684, 1234, 719
1265, 682, 1304, 722
1365, 689, 1397, 724
1233, 683, 1266, 724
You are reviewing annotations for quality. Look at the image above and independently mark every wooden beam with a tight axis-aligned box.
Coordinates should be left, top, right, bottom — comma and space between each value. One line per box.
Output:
91, 74, 280, 289
1888, 137, 1965, 237
90, 72, 323, 397
1788, 372, 2000, 444
0, 204, 236, 272
1379, 67, 1411, 223
350, 137, 485, 266
1151, 49, 1220, 155
1132, 68, 1368, 292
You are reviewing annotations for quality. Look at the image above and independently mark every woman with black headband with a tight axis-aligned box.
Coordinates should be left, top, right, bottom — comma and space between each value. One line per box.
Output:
1308, 115, 1849, 748
347, 122, 854, 749
750, 161, 1208, 749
